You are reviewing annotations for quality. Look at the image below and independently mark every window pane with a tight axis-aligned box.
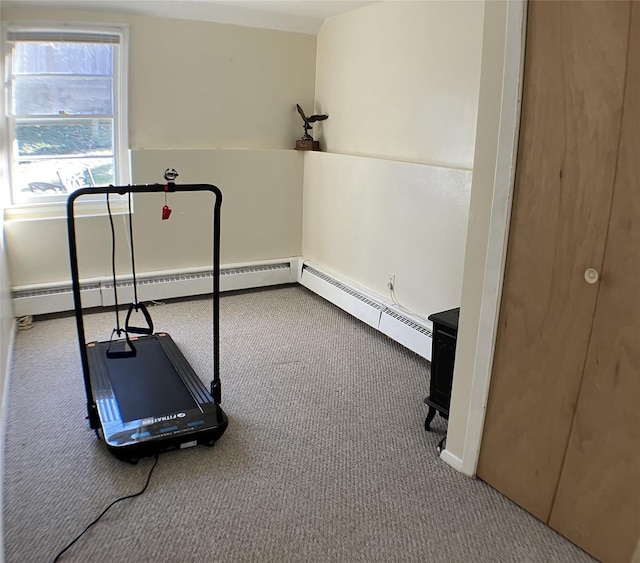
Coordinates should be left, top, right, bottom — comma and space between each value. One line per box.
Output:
13, 42, 113, 75
6, 28, 127, 203
16, 156, 115, 195
13, 75, 113, 116
16, 119, 114, 157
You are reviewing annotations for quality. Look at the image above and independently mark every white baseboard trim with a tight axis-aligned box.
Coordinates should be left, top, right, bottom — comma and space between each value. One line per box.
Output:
439, 447, 465, 473
11, 257, 302, 317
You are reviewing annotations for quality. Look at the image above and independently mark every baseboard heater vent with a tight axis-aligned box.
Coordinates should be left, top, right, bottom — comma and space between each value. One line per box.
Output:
13, 259, 433, 360
382, 309, 432, 337
222, 263, 290, 276
12, 283, 100, 300
379, 309, 432, 360
12, 282, 103, 316
12, 260, 295, 317
300, 263, 432, 360
302, 265, 384, 311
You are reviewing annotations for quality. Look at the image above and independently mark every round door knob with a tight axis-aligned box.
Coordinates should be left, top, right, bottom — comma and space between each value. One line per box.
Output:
584, 268, 599, 284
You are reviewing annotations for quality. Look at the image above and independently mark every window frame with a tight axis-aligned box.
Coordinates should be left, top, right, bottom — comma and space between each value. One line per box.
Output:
2, 21, 130, 213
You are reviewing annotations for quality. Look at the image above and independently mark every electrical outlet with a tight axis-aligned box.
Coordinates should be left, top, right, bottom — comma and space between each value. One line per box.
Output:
387, 273, 396, 291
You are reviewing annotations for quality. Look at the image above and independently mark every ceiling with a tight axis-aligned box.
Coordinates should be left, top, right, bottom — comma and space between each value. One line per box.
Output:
2, 0, 379, 34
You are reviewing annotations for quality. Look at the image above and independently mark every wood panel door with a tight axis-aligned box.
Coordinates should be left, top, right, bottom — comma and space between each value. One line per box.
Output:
547, 4, 640, 562
477, 0, 630, 521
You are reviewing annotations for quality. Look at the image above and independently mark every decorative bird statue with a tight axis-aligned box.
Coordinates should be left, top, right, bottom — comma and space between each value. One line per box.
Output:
296, 104, 328, 141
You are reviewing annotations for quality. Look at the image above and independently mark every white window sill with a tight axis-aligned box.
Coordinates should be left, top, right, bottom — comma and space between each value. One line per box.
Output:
5, 197, 128, 222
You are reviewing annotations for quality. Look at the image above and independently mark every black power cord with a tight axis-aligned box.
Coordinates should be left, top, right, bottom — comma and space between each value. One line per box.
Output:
53, 454, 159, 562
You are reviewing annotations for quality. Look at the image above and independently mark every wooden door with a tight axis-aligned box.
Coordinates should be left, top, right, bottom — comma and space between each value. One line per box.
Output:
547, 4, 640, 562
477, 0, 630, 521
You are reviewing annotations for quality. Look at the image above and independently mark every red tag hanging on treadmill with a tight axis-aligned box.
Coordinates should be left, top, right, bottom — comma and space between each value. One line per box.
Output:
162, 183, 173, 220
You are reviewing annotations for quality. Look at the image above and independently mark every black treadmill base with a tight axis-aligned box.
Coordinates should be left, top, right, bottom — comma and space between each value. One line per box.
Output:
86, 333, 229, 463
104, 414, 228, 464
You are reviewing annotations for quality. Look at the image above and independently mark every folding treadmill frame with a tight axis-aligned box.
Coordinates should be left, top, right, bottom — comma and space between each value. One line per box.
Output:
67, 183, 227, 462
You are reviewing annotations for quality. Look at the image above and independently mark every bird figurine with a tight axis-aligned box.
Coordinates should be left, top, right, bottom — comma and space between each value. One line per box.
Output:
296, 104, 328, 141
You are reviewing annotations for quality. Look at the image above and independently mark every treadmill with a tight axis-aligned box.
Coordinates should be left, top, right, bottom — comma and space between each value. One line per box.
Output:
67, 182, 228, 463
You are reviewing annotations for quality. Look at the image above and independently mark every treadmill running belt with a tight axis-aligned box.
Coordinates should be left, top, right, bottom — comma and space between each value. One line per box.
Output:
104, 337, 198, 422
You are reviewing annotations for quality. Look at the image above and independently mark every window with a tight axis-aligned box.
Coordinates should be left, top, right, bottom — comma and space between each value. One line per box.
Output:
4, 24, 129, 206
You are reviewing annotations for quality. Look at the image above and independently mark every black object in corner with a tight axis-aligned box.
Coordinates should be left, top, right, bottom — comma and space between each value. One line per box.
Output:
424, 308, 460, 450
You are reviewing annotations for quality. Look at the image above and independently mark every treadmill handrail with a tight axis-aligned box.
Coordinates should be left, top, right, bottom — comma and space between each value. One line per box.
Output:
66, 183, 223, 429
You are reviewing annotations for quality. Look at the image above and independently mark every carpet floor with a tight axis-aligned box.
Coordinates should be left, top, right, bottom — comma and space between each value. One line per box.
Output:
3, 285, 594, 562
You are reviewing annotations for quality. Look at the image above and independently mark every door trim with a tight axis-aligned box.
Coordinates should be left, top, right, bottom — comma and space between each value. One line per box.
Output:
441, 0, 527, 476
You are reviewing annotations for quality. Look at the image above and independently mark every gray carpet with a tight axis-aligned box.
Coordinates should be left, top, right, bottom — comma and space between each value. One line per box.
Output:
3, 285, 594, 562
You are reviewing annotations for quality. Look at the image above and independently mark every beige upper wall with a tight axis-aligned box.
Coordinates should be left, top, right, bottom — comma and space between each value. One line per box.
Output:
315, 1, 483, 169
1, 6, 317, 150
127, 18, 315, 150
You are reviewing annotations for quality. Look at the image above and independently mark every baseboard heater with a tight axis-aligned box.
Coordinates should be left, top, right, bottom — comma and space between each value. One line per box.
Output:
12, 258, 433, 361
299, 263, 432, 361
11, 259, 299, 317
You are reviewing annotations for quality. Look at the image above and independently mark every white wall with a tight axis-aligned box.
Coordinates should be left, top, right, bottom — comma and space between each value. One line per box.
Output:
1, 7, 316, 288
303, 1, 483, 319
131, 150, 304, 267
303, 152, 471, 314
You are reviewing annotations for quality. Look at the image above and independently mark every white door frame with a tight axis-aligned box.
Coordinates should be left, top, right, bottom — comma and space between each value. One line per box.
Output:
440, 0, 527, 476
